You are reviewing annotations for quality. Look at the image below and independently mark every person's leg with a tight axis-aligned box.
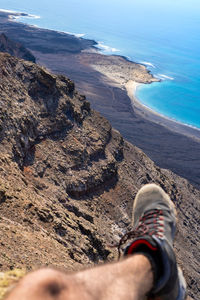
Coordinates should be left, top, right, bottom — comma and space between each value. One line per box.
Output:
5, 254, 153, 300
74, 253, 153, 300
4, 183, 187, 300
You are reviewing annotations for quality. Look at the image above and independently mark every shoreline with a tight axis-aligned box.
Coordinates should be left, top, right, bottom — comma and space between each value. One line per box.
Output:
125, 80, 200, 140
87, 50, 200, 140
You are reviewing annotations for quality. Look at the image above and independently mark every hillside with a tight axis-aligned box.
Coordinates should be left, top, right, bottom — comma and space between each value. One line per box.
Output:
0, 52, 199, 299
0, 33, 35, 62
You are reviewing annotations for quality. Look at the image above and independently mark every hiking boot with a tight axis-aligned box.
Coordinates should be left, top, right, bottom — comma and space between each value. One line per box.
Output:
123, 183, 187, 300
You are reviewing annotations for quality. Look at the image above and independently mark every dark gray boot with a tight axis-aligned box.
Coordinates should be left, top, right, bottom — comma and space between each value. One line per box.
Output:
123, 184, 187, 300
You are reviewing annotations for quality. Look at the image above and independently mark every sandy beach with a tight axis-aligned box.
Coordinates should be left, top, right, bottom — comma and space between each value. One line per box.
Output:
87, 56, 200, 141
125, 80, 200, 140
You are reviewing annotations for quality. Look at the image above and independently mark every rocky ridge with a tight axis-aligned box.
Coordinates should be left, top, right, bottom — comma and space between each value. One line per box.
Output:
0, 33, 35, 62
0, 53, 199, 299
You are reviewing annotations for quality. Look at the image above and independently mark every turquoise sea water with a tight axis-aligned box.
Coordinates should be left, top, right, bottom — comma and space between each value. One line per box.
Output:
1, 0, 200, 128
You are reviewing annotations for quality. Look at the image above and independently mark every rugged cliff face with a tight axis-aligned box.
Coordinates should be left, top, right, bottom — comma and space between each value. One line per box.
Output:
0, 33, 35, 62
0, 53, 199, 299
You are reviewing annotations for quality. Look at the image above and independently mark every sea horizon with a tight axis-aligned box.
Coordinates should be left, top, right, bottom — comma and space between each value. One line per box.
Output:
0, 0, 200, 129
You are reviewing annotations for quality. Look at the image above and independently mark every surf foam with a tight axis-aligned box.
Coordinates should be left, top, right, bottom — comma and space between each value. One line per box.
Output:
97, 42, 120, 53
140, 61, 156, 68
157, 74, 174, 80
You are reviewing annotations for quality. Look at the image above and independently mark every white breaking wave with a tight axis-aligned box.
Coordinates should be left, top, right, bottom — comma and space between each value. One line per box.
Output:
73, 33, 85, 38
157, 74, 174, 80
61, 31, 85, 38
97, 42, 120, 53
22, 14, 40, 19
140, 61, 156, 68
0, 9, 18, 13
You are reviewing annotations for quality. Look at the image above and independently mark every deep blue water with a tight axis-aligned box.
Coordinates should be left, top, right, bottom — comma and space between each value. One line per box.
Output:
1, 0, 200, 128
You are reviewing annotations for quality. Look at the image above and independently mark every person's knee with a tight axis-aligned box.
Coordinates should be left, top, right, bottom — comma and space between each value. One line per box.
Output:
6, 268, 71, 300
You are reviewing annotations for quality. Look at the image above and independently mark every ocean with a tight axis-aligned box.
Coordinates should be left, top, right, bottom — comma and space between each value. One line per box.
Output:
1, 0, 200, 128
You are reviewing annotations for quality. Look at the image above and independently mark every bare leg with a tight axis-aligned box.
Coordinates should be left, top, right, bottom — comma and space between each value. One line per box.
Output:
74, 254, 153, 300
5, 254, 153, 300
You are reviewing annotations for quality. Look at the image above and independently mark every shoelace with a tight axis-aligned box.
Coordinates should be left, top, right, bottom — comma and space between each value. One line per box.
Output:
115, 209, 164, 258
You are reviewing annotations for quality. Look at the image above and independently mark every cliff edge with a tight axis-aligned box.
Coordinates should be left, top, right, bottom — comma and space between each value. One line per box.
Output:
0, 33, 35, 62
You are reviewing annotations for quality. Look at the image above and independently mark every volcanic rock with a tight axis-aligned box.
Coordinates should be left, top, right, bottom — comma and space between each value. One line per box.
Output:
0, 33, 35, 62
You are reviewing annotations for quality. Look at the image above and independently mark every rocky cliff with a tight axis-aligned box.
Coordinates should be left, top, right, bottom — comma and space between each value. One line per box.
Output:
0, 53, 199, 299
0, 33, 35, 62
